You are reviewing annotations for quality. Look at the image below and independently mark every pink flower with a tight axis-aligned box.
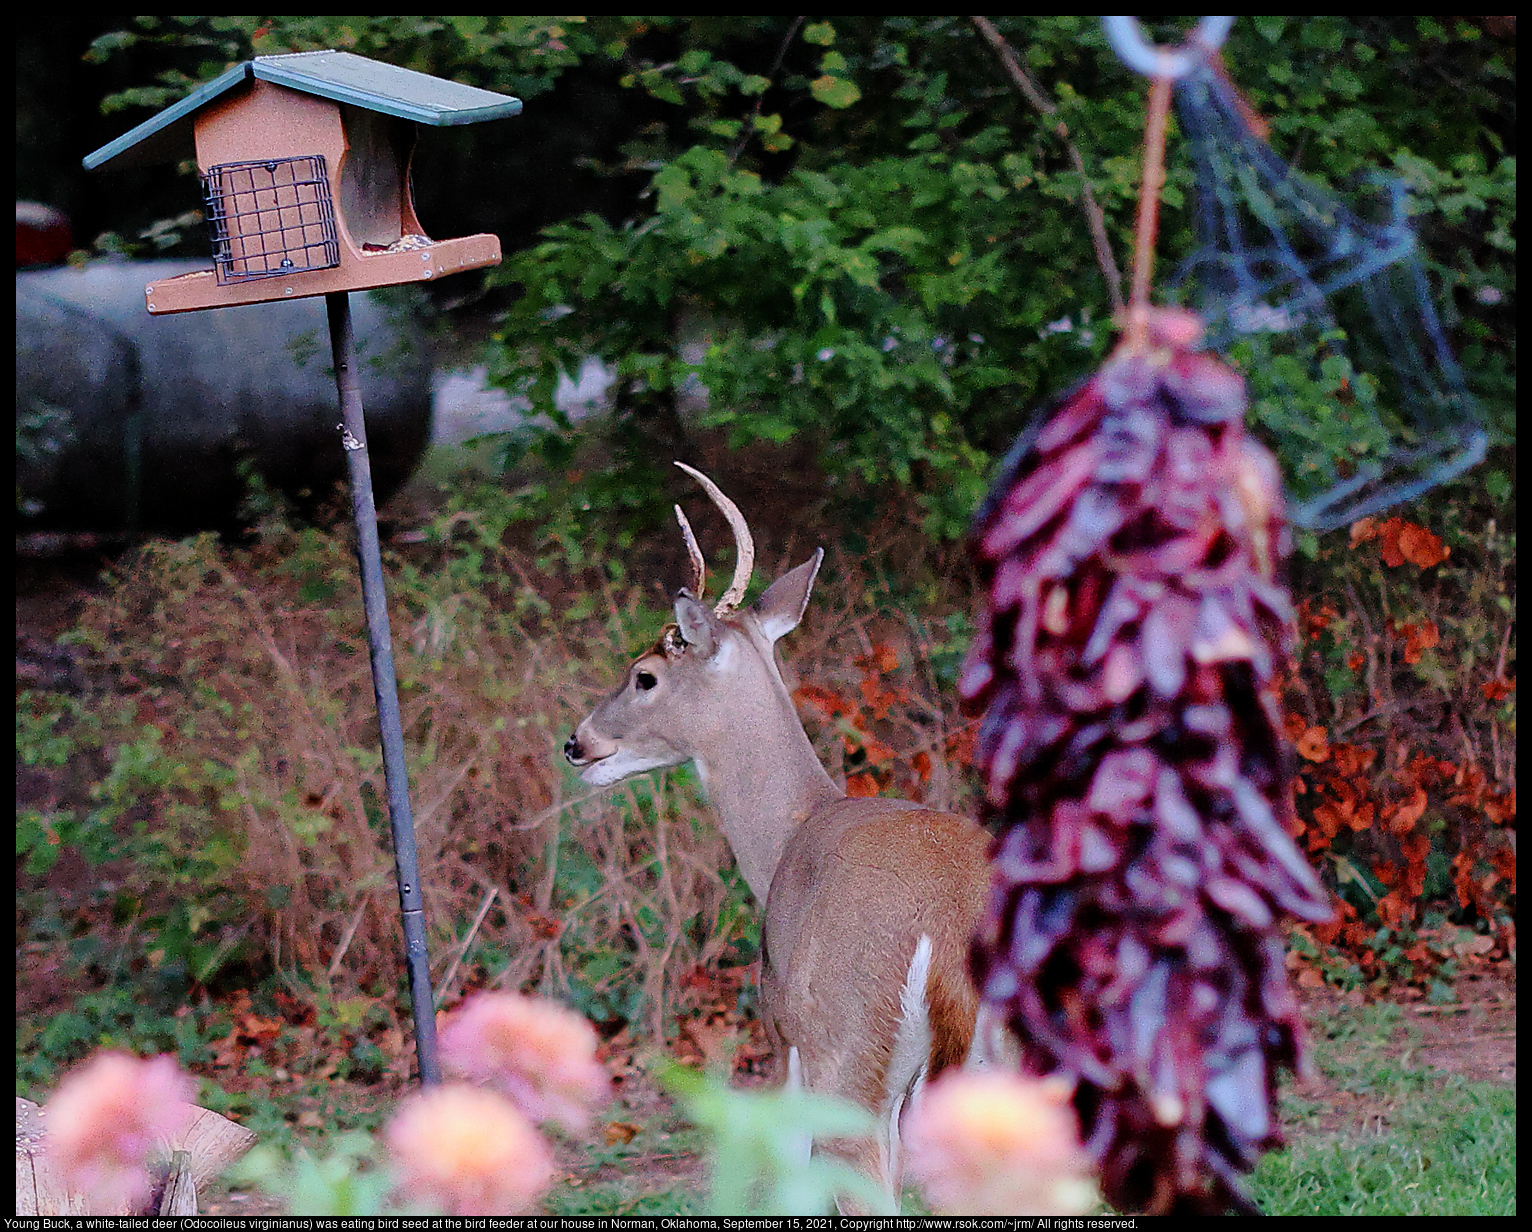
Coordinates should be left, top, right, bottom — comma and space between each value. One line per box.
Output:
905, 1070, 1097, 1216
44, 1052, 197, 1213
439, 993, 610, 1133
386, 1084, 555, 1215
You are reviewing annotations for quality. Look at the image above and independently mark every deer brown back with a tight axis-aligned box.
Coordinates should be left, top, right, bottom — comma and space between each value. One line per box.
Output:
761, 797, 990, 1107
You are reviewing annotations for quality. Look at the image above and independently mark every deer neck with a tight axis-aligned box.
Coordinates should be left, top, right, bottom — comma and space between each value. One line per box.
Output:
691, 687, 842, 905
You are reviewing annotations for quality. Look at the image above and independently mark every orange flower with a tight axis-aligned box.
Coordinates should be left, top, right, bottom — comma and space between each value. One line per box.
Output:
44, 1052, 197, 1213
906, 1071, 1097, 1216
387, 1084, 554, 1216
438, 993, 609, 1133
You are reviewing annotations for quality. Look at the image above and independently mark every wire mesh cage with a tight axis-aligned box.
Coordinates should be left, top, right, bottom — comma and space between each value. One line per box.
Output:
201, 155, 340, 284
1166, 62, 1486, 529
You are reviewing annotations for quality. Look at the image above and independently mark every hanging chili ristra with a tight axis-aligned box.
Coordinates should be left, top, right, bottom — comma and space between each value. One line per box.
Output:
961, 306, 1332, 1214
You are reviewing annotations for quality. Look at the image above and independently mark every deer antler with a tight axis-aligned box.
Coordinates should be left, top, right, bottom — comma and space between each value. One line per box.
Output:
674, 503, 707, 599
674, 461, 755, 614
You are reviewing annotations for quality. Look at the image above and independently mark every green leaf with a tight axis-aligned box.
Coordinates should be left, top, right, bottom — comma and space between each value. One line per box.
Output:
803, 21, 836, 46
1254, 15, 1288, 42
810, 75, 860, 109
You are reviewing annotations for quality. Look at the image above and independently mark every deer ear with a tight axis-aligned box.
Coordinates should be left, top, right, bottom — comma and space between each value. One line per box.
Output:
754, 549, 823, 643
673, 590, 718, 657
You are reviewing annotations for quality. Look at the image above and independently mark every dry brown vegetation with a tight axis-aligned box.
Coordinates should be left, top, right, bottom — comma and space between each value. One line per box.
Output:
22, 489, 983, 1053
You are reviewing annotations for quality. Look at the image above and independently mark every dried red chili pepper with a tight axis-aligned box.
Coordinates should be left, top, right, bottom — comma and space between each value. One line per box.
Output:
962, 307, 1331, 1215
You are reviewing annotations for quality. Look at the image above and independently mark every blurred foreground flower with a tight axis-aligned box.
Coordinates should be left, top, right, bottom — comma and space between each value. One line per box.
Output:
386, 1084, 555, 1216
962, 308, 1331, 1213
45, 1051, 196, 1213
439, 992, 610, 1133
906, 1070, 1097, 1216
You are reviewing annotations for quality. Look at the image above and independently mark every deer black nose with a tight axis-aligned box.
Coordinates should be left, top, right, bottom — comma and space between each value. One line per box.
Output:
564, 735, 582, 763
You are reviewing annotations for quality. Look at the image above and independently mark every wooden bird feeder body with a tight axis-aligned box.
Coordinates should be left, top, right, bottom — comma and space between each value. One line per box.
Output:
83, 51, 521, 315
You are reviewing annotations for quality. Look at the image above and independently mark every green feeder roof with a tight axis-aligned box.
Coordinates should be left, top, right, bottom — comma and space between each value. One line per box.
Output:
84, 50, 522, 173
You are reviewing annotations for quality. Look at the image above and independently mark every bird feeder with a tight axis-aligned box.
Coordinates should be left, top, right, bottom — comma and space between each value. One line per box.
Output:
85, 50, 520, 312
85, 51, 523, 1085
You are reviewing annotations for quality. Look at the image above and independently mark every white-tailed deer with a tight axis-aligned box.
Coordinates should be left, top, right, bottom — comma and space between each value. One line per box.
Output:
564, 463, 992, 1212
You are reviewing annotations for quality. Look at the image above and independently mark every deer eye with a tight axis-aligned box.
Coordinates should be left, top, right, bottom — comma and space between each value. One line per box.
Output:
635, 670, 657, 691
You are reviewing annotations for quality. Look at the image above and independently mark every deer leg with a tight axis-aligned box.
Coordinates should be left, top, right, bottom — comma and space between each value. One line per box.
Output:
828, 934, 937, 1214
965, 1002, 1021, 1071
832, 1135, 895, 1217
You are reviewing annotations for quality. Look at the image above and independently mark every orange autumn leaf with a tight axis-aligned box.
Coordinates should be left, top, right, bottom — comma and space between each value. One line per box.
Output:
1481, 675, 1515, 702
1348, 800, 1376, 832
854, 734, 896, 766
794, 685, 847, 717
1330, 743, 1377, 777
1364, 516, 1449, 568
1374, 517, 1408, 567
1310, 802, 1344, 842
1397, 521, 1450, 568
1298, 598, 1340, 642
1375, 888, 1413, 930
845, 772, 879, 798
1385, 785, 1428, 834
1400, 621, 1440, 665
946, 726, 976, 766
1405, 753, 1457, 788
1484, 791, 1516, 826
1346, 650, 1366, 671
1294, 725, 1330, 762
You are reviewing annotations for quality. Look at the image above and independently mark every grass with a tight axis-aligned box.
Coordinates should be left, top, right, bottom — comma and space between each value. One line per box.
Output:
504, 1080, 711, 1216
1255, 1079, 1514, 1215
1250, 1002, 1517, 1216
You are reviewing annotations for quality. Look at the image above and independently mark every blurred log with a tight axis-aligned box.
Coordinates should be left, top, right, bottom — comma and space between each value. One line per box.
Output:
157, 1151, 198, 1216
15, 1096, 257, 1216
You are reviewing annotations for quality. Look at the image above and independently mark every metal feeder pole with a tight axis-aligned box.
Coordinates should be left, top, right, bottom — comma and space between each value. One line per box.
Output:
325, 290, 441, 1085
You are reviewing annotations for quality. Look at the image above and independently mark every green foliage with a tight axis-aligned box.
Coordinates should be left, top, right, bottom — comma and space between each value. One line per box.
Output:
661, 1058, 893, 1215
232, 1133, 393, 1217
81, 18, 1511, 536
486, 17, 1512, 535
1254, 1082, 1515, 1216
16, 985, 209, 1096
86, 16, 593, 113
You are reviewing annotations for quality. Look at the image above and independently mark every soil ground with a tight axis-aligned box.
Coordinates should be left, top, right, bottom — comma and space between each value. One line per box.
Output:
184, 969, 1515, 1216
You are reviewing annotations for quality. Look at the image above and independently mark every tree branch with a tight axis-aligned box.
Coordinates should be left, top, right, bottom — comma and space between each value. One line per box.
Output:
970, 16, 1125, 311
728, 16, 807, 167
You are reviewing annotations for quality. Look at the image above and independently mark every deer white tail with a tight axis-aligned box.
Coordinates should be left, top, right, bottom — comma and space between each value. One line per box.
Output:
784, 1045, 812, 1171
882, 934, 934, 1197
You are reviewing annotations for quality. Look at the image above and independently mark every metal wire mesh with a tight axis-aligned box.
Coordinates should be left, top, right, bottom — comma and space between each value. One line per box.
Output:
202, 155, 340, 284
1167, 60, 1486, 529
